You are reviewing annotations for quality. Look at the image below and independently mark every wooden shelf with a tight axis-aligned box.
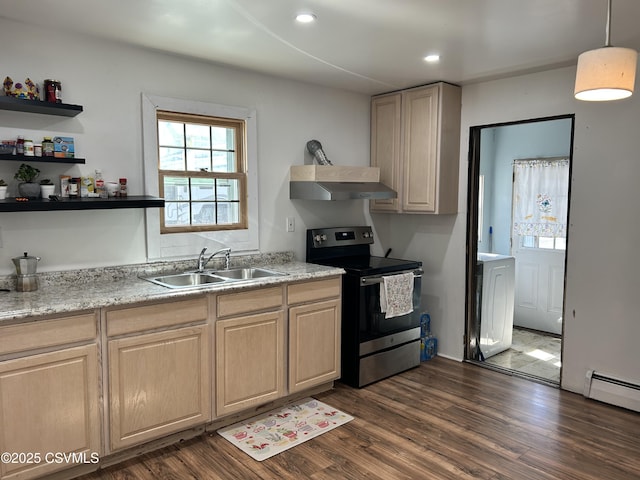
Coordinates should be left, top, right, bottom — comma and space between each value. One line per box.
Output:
0, 97, 83, 117
0, 154, 85, 164
0, 195, 164, 212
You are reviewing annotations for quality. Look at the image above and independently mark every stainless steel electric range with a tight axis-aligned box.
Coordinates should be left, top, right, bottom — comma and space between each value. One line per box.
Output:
306, 226, 423, 387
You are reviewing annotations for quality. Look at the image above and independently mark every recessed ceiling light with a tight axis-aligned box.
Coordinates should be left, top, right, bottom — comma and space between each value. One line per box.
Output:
424, 54, 440, 63
295, 13, 316, 23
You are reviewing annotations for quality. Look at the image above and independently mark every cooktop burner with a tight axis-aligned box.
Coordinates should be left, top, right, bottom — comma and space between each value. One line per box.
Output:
306, 226, 421, 276
314, 255, 421, 276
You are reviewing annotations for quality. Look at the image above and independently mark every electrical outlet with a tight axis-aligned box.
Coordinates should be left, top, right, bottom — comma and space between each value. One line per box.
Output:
286, 217, 295, 232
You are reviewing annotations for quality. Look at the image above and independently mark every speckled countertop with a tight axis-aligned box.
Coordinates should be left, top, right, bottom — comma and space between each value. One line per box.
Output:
0, 252, 344, 324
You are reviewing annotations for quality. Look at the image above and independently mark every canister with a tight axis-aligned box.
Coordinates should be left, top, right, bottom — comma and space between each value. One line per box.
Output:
44, 79, 62, 103
23, 139, 34, 156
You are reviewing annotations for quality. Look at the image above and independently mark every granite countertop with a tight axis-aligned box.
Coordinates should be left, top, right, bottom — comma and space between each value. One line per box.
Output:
0, 253, 344, 324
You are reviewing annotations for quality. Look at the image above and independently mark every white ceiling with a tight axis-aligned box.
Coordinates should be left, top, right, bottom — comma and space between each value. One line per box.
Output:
2, 0, 640, 95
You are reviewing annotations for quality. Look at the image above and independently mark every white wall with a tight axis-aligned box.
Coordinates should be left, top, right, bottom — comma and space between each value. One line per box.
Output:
0, 18, 373, 274
462, 67, 640, 393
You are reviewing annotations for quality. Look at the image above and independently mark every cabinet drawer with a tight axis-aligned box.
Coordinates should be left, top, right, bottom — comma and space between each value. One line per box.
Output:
287, 277, 341, 305
106, 296, 208, 337
0, 312, 97, 356
216, 287, 283, 318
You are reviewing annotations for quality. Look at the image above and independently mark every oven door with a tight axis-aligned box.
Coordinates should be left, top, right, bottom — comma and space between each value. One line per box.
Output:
358, 268, 422, 343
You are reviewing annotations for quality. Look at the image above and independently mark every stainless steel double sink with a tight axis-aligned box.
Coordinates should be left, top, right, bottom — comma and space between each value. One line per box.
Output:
143, 267, 285, 289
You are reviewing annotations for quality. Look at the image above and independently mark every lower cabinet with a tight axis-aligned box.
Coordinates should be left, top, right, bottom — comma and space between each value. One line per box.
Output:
288, 277, 342, 393
106, 298, 210, 451
0, 274, 342, 479
0, 344, 100, 480
215, 287, 285, 417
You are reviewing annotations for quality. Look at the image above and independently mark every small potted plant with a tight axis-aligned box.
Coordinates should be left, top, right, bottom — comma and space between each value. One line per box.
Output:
40, 178, 55, 198
0, 179, 7, 200
14, 163, 40, 198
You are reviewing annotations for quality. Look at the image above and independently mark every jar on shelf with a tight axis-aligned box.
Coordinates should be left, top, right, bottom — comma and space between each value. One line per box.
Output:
42, 137, 54, 157
68, 177, 80, 198
23, 139, 34, 156
44, 79, 62, 103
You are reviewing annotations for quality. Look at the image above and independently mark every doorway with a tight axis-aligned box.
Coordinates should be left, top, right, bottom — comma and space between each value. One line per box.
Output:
465, 115, 574, 385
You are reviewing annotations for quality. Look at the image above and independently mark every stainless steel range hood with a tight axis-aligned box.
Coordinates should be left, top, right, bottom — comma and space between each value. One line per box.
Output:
289, 181, 397, 200
289, 165, 397, 201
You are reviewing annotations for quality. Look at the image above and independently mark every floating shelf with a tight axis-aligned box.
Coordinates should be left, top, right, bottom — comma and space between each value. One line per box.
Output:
0, 153, 85, 164
0, 97, 83, 117
0, 195, 164, 212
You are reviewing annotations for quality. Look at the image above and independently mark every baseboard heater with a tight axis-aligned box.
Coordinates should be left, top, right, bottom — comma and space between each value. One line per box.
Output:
583, 370, 640, 412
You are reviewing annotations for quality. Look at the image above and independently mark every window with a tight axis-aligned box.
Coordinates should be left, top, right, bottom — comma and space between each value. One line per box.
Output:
142, 94, 259, 261
521, 235, 566, 251
157, 111, 247, 233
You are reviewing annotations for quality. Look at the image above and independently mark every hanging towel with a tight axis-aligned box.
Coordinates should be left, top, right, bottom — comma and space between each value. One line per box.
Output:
379, 272, 414, 319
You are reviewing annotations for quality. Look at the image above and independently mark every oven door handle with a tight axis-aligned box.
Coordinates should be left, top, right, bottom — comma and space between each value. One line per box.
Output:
360, 268, 423, 286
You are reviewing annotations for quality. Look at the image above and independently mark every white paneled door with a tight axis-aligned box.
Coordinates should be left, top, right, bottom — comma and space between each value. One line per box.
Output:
512, 237, 565, 334
511, 158, 569, 335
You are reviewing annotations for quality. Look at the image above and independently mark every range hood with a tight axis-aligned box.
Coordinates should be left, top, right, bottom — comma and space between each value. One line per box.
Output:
289, 165, 397, 201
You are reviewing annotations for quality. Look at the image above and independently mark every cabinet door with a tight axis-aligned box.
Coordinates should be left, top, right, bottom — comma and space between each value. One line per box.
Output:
402, 85, 440, 213
370, 92, 402, 212
108, 325, 210, 451
289, 298, 341, 393
0, 345, 100, 480
215, 310, 284, 417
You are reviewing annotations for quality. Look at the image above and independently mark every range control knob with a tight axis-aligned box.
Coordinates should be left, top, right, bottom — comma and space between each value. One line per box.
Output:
363, 231, 372, 238
314, 234, 327, 243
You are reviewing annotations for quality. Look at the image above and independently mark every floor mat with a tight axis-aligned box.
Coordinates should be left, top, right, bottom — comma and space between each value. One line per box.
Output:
217, 397, 354, 461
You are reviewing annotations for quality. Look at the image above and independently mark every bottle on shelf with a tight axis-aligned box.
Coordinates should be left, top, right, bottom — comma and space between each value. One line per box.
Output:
16, 136, 24, 155
118, 178, 127, 197
95, 169, 107, 198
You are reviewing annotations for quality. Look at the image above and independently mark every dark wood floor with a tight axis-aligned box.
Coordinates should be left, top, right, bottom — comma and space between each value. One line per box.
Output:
79, 357, 640, 479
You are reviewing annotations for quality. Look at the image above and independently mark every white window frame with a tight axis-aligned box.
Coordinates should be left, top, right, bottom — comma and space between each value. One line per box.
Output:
142, 94, 259, 261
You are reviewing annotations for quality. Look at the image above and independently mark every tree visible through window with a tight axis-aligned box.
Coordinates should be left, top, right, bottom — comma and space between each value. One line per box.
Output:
157, 110, 247, 233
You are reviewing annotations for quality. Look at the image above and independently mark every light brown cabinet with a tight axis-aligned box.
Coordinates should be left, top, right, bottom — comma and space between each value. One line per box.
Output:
106, 297, 210, 451
370, 82, 461, 214
215, 287, 285, 417
288, 277, 341, 393
0, 313, 100, 480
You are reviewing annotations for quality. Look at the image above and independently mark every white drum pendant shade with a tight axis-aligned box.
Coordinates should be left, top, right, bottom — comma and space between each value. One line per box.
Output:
574, 47, 638, 101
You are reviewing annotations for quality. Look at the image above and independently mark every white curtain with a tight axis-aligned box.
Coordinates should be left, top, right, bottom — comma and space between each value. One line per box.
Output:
512, 158, 569, 238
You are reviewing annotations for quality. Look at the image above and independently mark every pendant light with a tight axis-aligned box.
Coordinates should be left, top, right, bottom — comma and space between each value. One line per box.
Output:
574, 0, 638, 101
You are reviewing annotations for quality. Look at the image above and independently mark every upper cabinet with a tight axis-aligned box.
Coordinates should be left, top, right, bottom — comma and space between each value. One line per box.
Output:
370, 82, 461, 214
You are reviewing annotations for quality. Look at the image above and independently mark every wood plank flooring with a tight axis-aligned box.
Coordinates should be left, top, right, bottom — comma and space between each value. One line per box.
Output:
78, 357, 640, 479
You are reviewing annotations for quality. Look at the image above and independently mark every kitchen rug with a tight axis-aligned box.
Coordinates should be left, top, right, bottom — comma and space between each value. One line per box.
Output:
217, 397, 354, 461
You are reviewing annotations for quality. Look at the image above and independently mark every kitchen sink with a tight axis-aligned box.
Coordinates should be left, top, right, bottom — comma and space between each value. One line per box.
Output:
211, 267, 285, 280
143, 267, 286, 289
144, 272, 227, 289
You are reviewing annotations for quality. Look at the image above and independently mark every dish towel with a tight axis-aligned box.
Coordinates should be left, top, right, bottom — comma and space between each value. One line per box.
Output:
379, 272, 414, 319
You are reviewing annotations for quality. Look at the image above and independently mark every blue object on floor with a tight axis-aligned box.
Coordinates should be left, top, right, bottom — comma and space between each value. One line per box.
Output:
419, 313, 437, 361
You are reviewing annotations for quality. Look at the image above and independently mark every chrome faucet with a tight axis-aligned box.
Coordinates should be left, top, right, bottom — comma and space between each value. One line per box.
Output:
196, 247, 231, 272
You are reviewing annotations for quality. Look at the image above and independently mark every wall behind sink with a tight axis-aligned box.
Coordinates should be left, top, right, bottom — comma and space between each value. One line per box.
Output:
0, 18, 374, 274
